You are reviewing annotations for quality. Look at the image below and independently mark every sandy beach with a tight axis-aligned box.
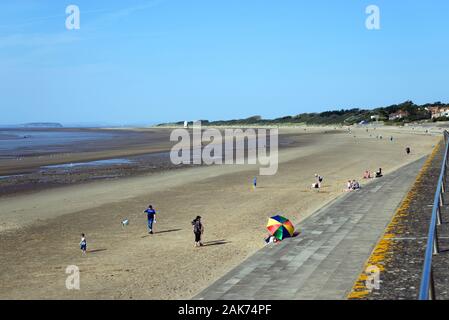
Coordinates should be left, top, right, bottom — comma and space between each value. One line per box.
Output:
0, 126, 440, 299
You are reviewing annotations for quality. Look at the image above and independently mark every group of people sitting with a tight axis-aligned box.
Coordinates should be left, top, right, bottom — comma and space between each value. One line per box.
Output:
346, 179, 361, 191
363, 168, 383, 179
312, 167, 383, 193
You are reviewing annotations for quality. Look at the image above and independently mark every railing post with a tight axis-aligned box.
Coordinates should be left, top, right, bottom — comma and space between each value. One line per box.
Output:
433, 225, 440, 254
419, 131, 449, 300
429, 269, 436, 300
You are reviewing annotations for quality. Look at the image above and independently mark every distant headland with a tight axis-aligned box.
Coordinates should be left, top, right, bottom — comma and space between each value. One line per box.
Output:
21, 123, 63, 128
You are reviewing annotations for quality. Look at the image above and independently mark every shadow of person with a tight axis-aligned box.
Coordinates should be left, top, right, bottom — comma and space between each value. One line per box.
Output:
88, 248, 107, 254
155, 228, 182, 234
202, 240, 230, 247
141, 229, 182, 238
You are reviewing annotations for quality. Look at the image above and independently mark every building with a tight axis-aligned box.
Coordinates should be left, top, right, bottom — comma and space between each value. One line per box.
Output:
388, 110, 409, 121
427, 107, 449, 119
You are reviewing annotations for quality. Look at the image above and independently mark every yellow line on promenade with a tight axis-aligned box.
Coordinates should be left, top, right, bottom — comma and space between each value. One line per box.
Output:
347, 140, 442, 299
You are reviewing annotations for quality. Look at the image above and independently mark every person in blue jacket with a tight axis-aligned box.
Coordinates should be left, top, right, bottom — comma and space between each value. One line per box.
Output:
144, 205, 157, 234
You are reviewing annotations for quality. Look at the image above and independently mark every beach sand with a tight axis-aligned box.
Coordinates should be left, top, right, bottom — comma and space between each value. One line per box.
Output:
0, 126, 440, 299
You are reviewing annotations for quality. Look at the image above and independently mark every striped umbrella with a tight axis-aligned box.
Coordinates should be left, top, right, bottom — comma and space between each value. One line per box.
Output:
266, 215, 295, 240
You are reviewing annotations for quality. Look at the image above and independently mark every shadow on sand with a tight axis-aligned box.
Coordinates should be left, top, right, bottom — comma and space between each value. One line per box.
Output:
156, 228, 182, 234
88, 248, 107, 254
202, 239, 230, 247
141, 228, 182, 238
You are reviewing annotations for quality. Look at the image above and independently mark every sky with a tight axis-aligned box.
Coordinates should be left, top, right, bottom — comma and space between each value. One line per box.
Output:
0, 0, 448, 126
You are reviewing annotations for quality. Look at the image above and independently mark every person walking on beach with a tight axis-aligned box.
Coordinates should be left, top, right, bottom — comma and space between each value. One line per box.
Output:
144, 205, 156, 234
80, 233, 87, 255
192, 216, 204, 247
315, 174, 323, 186
253, 177, 257, 189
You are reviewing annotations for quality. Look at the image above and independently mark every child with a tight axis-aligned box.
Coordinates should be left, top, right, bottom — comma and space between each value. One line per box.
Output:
80, 233, 87, 255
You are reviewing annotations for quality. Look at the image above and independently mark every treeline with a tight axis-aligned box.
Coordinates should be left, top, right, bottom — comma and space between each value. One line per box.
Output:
158, 101, 449, 126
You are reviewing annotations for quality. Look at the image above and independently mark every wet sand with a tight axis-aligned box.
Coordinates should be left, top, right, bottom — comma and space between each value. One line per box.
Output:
0, 128, 304, 196
0, 126, 440, 299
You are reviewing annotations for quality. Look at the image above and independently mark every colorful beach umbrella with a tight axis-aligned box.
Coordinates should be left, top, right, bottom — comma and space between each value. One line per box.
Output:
266, 215, 295, 240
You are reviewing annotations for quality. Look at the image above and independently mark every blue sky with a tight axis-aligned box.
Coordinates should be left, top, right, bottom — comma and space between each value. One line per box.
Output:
0, 0, 448, 126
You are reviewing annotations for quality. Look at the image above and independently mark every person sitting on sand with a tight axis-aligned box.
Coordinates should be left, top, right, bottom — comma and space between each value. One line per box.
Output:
80, 233, 87, 255
264, 234, 277, 245
345, 180, 353, 192
351, 180, 360, 190
192, 216, 204, 247
363, 170, 372, 179
375, 168, 383, 178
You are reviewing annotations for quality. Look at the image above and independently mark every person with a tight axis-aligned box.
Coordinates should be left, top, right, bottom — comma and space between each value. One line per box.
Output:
352, 180, 360, 190
264, 234, 278, 245
313, 174, 323, 188
363, 170, 372, 179
144, 205, 156, 234
253, 177, 257, 189
80, 233, 87, 255
406, 147, 411, 155
192, 216, 204, 247
376, 168, 383, 178
390, 136, 393, 142
345, 180, 353, 192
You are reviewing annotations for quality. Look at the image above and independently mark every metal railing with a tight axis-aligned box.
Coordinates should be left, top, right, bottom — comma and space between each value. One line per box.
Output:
419, 130, 449, 300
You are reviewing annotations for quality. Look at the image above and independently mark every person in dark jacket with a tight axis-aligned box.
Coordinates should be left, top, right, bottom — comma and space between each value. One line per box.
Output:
192, 216, 204, 247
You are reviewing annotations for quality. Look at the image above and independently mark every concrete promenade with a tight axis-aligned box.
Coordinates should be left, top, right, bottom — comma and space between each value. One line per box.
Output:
195, 157, 426, 300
